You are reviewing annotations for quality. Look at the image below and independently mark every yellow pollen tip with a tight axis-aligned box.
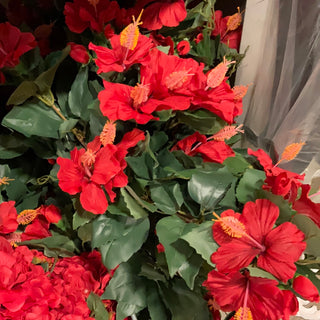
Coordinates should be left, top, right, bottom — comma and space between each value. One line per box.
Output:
100, 120, 116, 146
234, 307, 253, 320
17, 209, 39, 225
0, 176, 14, 186
212, 212, 246, 238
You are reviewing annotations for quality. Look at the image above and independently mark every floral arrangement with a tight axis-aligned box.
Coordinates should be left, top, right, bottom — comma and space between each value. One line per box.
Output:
0, 1, 320, 319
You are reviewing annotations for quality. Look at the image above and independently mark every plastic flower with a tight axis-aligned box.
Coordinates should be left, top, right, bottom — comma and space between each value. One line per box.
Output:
136, 0, 187, 30
171, 131, 235, 164
0, 22, 36, 83
0, 201, 18, 234
57, 129, 145, 214
64, 0, 119, 33
203, 269, 288, 320
68, 42, 90, 64
211, 199, 306, 283
176, 40, 190, 56
293, 276, 320, 302
248, 148, 305, 202
89, 34, 154, 73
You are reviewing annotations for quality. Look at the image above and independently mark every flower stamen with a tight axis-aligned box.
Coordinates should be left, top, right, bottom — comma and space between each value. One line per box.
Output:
0, 176, 14, 186
212, 212, 246, 238
165, 69, 194, 90
130, 83, 150, 108
17, 209, 39, 225
100, 120, 116, 146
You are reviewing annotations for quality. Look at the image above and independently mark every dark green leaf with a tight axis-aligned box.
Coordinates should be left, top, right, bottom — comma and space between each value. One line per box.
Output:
0, 134, 28, 159
92, 215, 150, 269
87, 292, 110, 320
236, 169, 266, 203
188, 167, 235, 210
68, 66, 92, 120
59, 119, 78, 137
121, 188, 148, 218
2, 101, 63, 138
6, 81, 39, 106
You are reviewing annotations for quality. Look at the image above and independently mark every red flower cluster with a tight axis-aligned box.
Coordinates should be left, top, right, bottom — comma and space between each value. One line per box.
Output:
57, 128, 145, 214
203, 199, 308, 319
0, 22, 36, 83
0, 240, 114, 319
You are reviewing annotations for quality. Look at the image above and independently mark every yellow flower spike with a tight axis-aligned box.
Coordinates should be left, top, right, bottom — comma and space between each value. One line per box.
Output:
212, 212, 246, 238
100, 120, 116, 146
17, 209, 39, 225
227, 7, 243, 31
234, 307, 253, 320
120, 9, 144, 51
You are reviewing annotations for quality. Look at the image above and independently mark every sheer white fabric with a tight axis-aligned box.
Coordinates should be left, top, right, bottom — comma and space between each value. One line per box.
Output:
236, 0, 320, 175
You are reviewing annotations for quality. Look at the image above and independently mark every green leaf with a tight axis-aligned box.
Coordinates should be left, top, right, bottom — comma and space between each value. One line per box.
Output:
177, 109, 225, 135
247, 266, 277, 280
159, 278, 210, 320
146, 282, 169, 320
0, 134, 28, 159
68, 66, 92, 120
92, 215, 150, 269
223, 153, 250, 176
78, 222, 93, 244
2, 101, 63, 138
236, 169, 266, 203
188, 167, 235, 210
150, 182, 182, 215
181, 221, 216, 265
73, 210, 95, 229
6, 81, 39, 106
87, 292, 110, 320
121, 188, 148, 218
59, 119, 78, 137
156, 216, 202, 288
102, 257, 148, 320
126, 153, 155, 180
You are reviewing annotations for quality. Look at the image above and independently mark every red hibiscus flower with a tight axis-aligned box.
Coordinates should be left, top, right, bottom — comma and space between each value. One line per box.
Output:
64, 0, 119, 34
68, 42, 90, 64
176, 40, 190, 56
211, 199, 306, 283
135, 0, 187, 30
203, 269, 291, 320
293, 275, 320, 302
248, 148, 305, 202
293, 184, 320, 228
211, 10, 242, 50
149, 32, 174, 55
0, 201, 18, 235
89, 34, 154, 73
171, 131, 235, 163
0, 22, 37, 83
57, 129, 145, 214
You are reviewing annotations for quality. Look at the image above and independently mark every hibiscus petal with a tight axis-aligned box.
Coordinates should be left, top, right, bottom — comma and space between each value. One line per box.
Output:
80, 183, 108, 214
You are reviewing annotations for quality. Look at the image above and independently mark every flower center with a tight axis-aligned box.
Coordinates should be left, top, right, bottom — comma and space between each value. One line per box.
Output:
234, 307, 253, 320
213, 212, 246, 238
17, 209, 39, 225
87, 0, 99, 7
81, 149, 96, 168
165, 69, 194, 90
130, 83, 150, 108
100, 120, 116, 146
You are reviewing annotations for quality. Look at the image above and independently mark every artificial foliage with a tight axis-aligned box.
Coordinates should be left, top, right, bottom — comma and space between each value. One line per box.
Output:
0, 1, 320, 319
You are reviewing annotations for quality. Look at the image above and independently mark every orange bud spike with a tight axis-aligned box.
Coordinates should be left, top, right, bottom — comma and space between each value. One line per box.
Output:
211, 124, 244, 141
232, 84, 252, 100
0, 176, 14, 186
275, 141, 305, 166
206, 57, 235, 90
120, 9, 144, 51
234, 307, 253, 320
165, 69, 194, 90
17, 209, 39, 225
100, 120, 116, 146
227, 7, 243, 31
212, 212, 246, 238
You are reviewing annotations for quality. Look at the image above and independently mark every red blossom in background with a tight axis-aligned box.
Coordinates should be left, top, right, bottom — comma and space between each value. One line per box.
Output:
293, 275, 320, 302
136, 0, 187, 30
0, 22, 37, 83
176, 40, 190, 55
211, 199, 306, 283
64, 0, 119, 34
68, 42, 90, 64
248, 148, 305, 202
171, 131, 235, 164
0, 201, 18, 235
